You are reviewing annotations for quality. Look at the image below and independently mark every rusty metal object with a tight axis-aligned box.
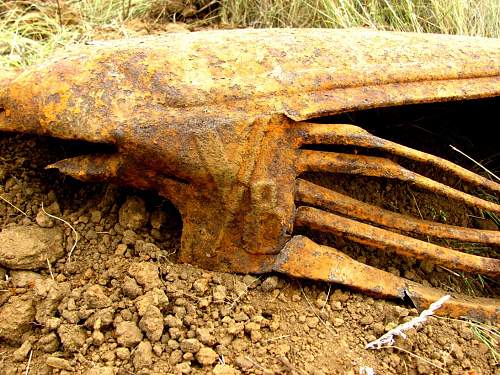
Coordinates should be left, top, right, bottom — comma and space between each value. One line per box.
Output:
0, 29, 499, 320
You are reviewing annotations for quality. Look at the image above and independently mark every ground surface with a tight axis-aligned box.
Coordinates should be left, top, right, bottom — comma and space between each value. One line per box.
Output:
0, 31, 499, 375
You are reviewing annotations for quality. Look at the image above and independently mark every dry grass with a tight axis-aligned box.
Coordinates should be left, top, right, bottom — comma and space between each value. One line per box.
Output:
1, 0, 499, 68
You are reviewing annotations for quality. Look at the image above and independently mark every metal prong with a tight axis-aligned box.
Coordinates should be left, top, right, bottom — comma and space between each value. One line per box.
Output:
298, 122, 500, 193
273, 235, 499, 321
294, 206, 500, 278
297, 150, 500, 215
296, 178, 500, 245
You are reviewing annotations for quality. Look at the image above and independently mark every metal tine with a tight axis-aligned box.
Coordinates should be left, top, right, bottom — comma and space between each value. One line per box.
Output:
296, 150, 500, 215
296, 178, 500, 245
273, 235, 499, 321
298, 123, 500, 194
294, 206, 500, 278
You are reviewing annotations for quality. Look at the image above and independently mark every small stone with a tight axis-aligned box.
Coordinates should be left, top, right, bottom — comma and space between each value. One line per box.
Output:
122, 276, 143, 298
92, 330, 105, 346
13, 341, 32, 362
83, 285, 112, 309
0, 225, 64, 269
33, 278, 70, 325
46, 356, 74, 371
122, 230, 137, 245
115, 244, 128, 256
133, 340, 154, 370
90, 210, 102, 223
0, 296, 35, 343
333, 318, 344, 327
84, 367, 115, 375
36, 210, 54, 228
250, 330, 262, 342
139, 305, 164, 342
260, 276, 279, 292
213, 285, 227, 303
330, 301, 342, 310
360, 315, 374, 325
43, 316, 60, 331
119, 196, 148, 230
9, 270, 42, 287
235, 355, 254, 370
165, 314, 183, 328
192, 278, 209, 294
128, 262, 162, 290
306, 316, 319, 329
116, 347, 130, 360
242, 275, 259, 288
196, 328, 215, 346
244, 322, 260, 332
58, 324, 87, 352
213, 364, 241, 375
180, 338, 201, 354
116, 321, 143, 348
135, 288, 169, 316
196, 347, 218, 366
175, 362, 192, 374
153, 342, 163, 356
38, 333, 60, 353
330, 289, 349, 303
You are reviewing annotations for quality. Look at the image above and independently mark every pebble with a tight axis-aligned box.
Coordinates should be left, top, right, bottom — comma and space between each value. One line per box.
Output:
180, 338, 201, 354
213, 285, 227, 303
128, 262, 162, 290
133, 341, 154, 370
139, 305, 164, 342
196, 328, 215, 346
116, 347, 130, 360
116, 321, 143, 348
58, 324, 87, 352
213, 363, 241, 375
12, 341, 32, 362
46, 356, 74, 371
35, 209, 54, 228
260, 276, 279, 292
83, 285, 112, 308
0, 225, 64, 269
0, 296, 35, 343
196, 347, 218, 366
119, 196, 148, 230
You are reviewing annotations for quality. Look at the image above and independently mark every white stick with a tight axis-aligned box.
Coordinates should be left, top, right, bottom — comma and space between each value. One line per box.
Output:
366, 295, 450, 349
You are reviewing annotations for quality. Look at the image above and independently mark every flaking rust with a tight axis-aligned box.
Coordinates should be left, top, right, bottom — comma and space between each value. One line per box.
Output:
1, 28, 499, 321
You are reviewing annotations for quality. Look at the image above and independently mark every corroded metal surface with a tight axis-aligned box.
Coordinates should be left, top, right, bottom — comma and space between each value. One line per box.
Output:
1, 29, 499, 320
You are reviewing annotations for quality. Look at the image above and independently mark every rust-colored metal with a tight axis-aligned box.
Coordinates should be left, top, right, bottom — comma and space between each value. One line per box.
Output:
0, 29, 499, 320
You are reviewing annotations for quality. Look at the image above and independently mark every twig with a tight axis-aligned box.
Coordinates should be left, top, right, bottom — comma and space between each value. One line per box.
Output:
46, 259, 54, 280
321, 284, 331, 311
41, 203, 79, 262
450, 145, 500, 182
227, 275, 261, 310
245, 356, 266, 371
264, 334, 290, 342
0, 194, 29, 218
278, 356, 307, 375
25, 350, 33, 375
366, 295, 450, 349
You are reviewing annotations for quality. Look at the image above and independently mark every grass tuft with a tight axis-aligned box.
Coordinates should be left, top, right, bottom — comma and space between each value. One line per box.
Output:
1, 0, 499, 68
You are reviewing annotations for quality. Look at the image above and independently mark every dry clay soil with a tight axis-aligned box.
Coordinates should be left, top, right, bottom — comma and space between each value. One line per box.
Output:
0, 28, 499, 375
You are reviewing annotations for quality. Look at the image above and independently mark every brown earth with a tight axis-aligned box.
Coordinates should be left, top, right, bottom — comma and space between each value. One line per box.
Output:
0, 42, 499, 375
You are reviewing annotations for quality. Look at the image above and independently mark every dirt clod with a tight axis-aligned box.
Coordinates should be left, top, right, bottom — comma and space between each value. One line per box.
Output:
0, 225, 64, 269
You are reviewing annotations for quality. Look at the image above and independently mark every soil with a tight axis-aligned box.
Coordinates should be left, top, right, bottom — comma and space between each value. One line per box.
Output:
0, 38, 499, 375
